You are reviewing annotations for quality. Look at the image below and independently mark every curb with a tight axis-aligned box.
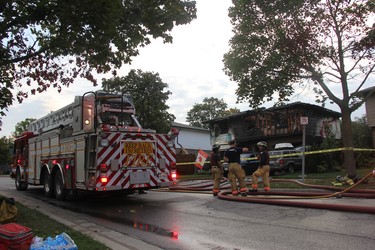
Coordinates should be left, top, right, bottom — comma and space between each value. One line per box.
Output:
0, 188, 162, 250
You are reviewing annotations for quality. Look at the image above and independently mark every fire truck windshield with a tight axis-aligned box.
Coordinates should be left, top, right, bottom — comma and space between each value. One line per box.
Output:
99, 111, 141, 128
94, 91, 142, 128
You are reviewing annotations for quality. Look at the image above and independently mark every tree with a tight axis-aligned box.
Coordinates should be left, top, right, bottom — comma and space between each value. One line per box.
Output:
0, 0, 197, 118
0, 136, 12, 166
186, 97, 228, 129
102, 69, 175, 133
223, 0, 374, 180
12, 118, 36, 137
223, 107, 241, 116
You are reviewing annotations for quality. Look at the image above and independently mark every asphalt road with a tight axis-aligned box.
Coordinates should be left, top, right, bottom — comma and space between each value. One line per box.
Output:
1, 176, 375, 250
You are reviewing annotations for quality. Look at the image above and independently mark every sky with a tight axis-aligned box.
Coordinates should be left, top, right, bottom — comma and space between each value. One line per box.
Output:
0, 0, 370, 138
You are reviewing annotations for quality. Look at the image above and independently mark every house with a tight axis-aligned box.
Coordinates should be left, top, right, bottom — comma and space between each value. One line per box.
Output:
171, 122, 211, 154
204, 102, 341, 151
359, 86, 375, 148
171, 122, 211, 175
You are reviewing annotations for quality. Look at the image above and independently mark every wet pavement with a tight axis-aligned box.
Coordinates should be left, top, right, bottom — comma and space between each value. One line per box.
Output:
0, 176, 162, 250
1, 176, 375, 250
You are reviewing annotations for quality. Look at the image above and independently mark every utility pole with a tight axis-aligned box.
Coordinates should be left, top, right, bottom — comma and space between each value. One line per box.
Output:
300, 116, 308, 182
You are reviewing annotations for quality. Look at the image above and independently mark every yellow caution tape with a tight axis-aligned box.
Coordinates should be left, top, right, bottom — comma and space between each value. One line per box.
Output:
175, 147, 375, 166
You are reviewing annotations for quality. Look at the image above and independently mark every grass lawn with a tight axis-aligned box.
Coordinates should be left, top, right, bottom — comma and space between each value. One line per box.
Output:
179, 167, 375, 189
0, 196, 110, 250
271, 167, 375, 189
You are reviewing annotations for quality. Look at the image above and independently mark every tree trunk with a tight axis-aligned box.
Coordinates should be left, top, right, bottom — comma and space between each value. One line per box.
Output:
340, 108, 357, 180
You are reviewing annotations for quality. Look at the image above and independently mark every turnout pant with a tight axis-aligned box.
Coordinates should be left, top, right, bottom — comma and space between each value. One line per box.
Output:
228, 163, 247, 194
252, 165, 270, 191
212, 166, 223, 194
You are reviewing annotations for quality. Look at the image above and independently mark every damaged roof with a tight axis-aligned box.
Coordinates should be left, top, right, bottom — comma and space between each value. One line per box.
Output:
203, 101, 341, 124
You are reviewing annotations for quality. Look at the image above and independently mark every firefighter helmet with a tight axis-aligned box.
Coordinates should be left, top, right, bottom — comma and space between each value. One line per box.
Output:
212, 144, 220, 150
257, 141, 267, 148
336, 175, 344, 182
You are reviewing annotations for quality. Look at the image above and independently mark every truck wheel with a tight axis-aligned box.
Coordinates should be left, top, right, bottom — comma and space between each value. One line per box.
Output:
15, 168, 28, 191
54, 170, 66, 201
288, 165, 294, 174
43, 171, 54, 197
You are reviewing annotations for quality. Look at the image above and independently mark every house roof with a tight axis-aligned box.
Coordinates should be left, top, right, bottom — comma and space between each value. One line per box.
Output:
266, 102, 341, 116
172, 122, 209, 132
204, 101, 341, 124
359, 86, 375, 95
202, 108, 265, 123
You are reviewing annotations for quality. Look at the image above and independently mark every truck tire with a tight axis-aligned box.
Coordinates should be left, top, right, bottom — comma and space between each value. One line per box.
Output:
43, 171, 54, 197
54, 170, 66, 201
15, 168, 28, 191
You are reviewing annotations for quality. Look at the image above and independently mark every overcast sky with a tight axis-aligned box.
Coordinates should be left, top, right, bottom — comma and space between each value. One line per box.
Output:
0, 0, 369, 137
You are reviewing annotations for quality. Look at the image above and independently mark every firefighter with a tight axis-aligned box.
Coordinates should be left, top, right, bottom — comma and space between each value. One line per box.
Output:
224, 140, 249, 196
210, 144, 223, 196
251, 141, 270, 192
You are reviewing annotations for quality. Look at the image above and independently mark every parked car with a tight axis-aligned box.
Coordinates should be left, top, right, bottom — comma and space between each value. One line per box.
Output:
294, 145, 312, 152
269, 149, 302, 174
240, 153, 259, 175
274, 142, 294, 149
221, 153, 259, 177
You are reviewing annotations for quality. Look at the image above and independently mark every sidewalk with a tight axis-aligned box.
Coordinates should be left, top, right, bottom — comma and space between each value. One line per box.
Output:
0, 187, 162, 250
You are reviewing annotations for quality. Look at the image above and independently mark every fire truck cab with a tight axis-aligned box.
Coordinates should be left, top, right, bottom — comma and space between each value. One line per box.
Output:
12, 91, 178, 200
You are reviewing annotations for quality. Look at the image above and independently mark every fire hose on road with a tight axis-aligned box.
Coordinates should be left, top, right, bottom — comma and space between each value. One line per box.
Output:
169, 171, 375, 214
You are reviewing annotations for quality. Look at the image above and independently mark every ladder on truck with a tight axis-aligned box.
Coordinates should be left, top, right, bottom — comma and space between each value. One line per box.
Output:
28, 102, 76, 134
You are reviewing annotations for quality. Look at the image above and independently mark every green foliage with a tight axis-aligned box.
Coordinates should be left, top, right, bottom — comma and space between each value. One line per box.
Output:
0, 0, 197, 116
223, 108, 241, 116
352, 115, 373, 168
223, 0, 374, 178
186, 97, 228, 128
12, 118, 36, 137
224, 0, 374, 110
102, 69, 175, 133
319, 124, 341, 171
352, 115, 373, 149
0, 136, 12, 166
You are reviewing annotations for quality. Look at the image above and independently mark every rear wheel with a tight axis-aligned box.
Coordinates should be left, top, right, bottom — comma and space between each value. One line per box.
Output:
15, 168, 28, 191
43, 171, 54, 197
54, 170, 66, 201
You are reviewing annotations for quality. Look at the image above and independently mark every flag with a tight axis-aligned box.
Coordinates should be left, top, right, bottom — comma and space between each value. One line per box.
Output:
195, 149, 208, 169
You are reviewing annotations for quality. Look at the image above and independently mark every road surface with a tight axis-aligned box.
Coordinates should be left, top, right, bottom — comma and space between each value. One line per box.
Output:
1, 176, 375, 250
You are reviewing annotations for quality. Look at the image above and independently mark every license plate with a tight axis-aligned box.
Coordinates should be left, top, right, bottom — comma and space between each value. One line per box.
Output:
130, 171, 150, 184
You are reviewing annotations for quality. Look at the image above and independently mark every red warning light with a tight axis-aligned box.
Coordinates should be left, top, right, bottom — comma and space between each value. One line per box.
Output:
171, 231, 179, 239
171, 170, 177, 180
99, 164, 108, 172
101, 177, 108, 183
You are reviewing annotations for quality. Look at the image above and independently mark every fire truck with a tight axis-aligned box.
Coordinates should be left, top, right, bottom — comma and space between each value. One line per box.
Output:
11, 91, 179, 200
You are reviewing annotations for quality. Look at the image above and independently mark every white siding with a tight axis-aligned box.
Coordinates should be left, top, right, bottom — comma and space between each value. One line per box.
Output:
177, 129, 211, 151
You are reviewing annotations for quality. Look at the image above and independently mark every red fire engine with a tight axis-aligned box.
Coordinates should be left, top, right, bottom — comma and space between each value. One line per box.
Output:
11, 91, 179, 200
